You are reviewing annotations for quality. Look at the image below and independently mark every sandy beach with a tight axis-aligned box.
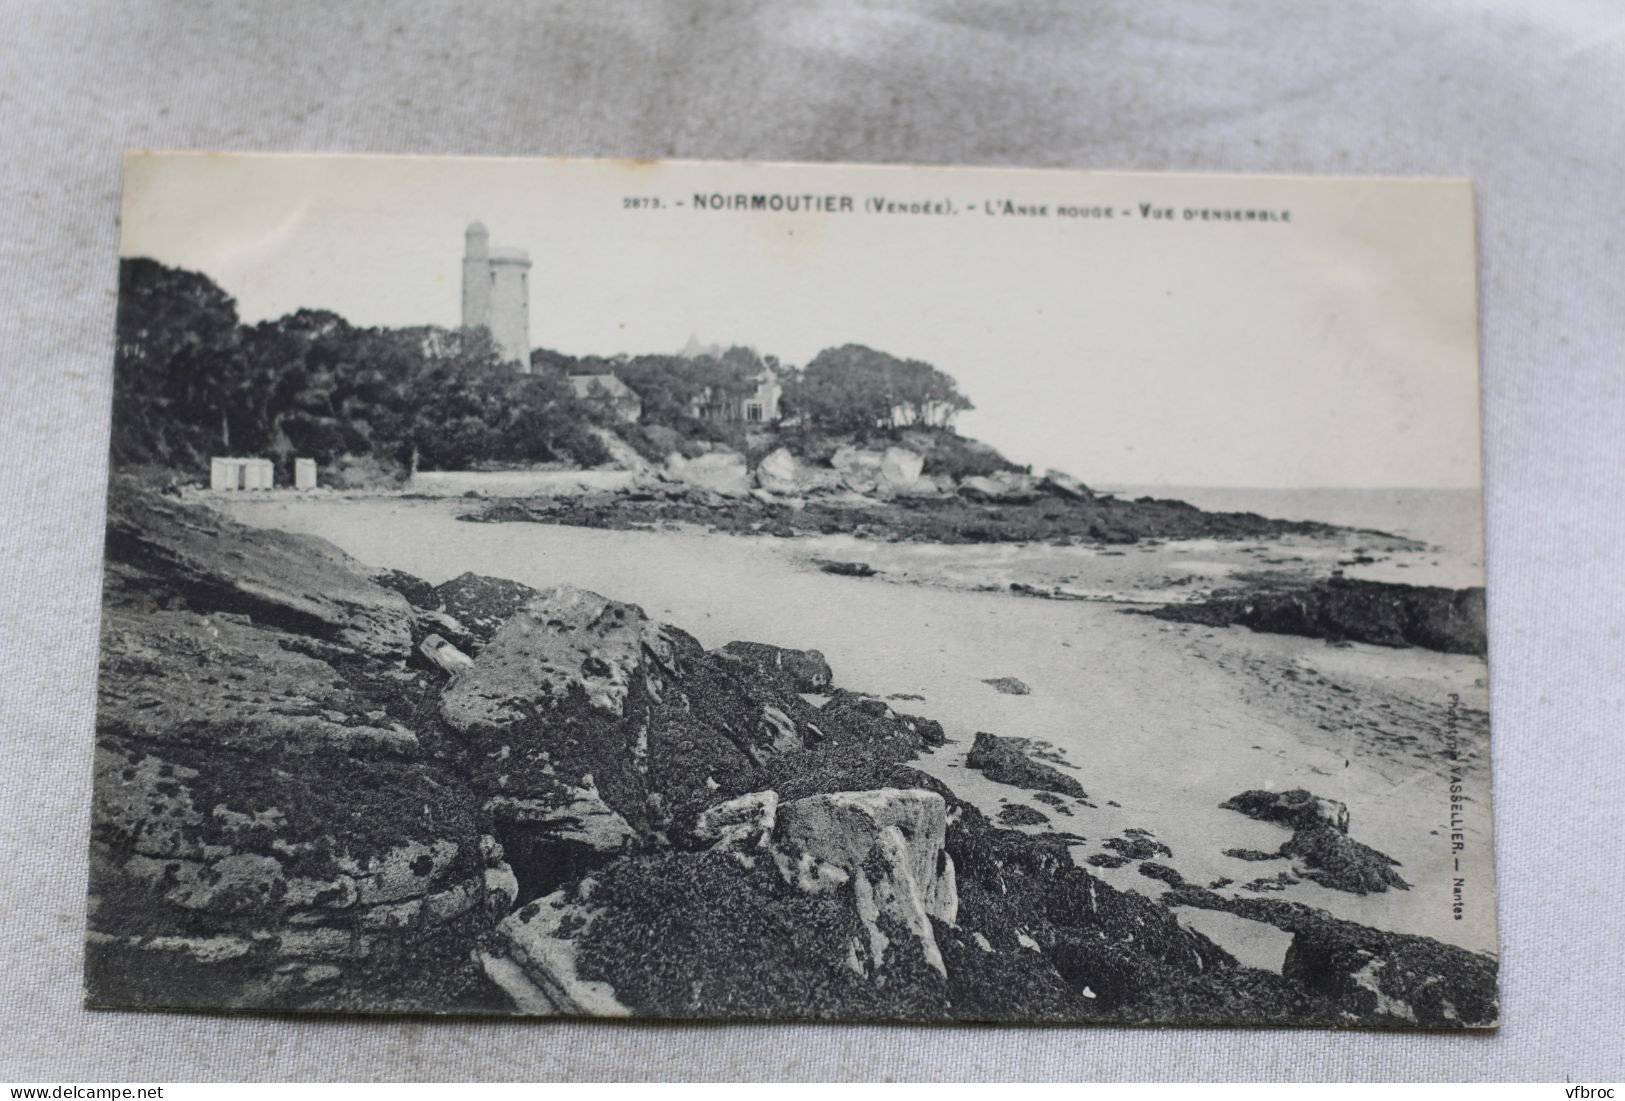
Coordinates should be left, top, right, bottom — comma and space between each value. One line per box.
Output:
212, 493, 1497, 969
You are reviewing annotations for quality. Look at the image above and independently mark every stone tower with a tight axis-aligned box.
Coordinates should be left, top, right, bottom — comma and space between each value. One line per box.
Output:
461, 221, 531, 371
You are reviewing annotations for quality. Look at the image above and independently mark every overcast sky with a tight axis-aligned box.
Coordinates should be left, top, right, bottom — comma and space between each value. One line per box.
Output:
121, 153, 1482, 489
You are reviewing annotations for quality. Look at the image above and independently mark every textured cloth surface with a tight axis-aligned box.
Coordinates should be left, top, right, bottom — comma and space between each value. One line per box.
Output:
2, 0, 1622, 1083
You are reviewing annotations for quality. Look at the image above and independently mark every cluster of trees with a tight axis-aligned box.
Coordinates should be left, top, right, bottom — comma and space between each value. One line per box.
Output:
537, 345, 771, 426
112, 259, 611, 478
780, 344, 974, 436
112, 258, 980, 480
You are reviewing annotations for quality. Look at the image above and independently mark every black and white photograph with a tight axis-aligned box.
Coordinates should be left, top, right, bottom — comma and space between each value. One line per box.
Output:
87, 152, 1497, 1028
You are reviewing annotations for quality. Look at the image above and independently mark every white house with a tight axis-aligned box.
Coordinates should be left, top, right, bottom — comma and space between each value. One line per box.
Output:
689, 368, 783, 425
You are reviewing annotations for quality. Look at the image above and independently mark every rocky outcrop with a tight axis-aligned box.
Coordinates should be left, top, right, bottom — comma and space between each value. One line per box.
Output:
716, 641, 833, 692
1282, 912, 1498, 1026
1138, 862, 1185, 887
90, 480, 1494, 1026
470, 473, 1351, 546
104, 478, 414, 659
90, 487, 496, 1012
1148, 577, 1488, 657
754, 447, 802, 494
1221, 789, 1351, 833
1038, 470, 1094, 501
692, 790, 779, 853
665, 450, 750, 497
958, 471, 1042, 504
776, 788, 959, 976
1280, 826, 1410, 895
431, 572, 541, 649
998, 804, 1050, 826
1103, 830, 1173, 861
1162, 885, 1498, 1027
831, 445, 885, 493
965, 732, 1086, 799
816, 559, 878, 578
481, 887, 630, 1016
440, 586, 657, 733
878, 447, 926, 493
1220, 789, 1408, 895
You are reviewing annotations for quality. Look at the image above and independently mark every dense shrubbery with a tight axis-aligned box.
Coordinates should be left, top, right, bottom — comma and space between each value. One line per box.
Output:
112, 259, 611, 479
113, 258, 998, 480
781, 344, 973, 435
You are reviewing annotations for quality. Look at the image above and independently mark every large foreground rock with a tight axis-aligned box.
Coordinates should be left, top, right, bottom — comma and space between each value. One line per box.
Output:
90, 486, 499, 1012
431, 572, 541, 648
105, 477, 413, 659
776, 788, 958, 975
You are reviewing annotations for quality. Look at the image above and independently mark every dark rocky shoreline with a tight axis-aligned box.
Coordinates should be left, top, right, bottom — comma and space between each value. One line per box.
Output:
459, 480, 1362, 547
1145, 577, 1488, 657
86, 479, 1496, 1027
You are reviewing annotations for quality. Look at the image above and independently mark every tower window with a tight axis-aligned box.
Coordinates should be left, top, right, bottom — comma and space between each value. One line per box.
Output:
746, 402, 764, 423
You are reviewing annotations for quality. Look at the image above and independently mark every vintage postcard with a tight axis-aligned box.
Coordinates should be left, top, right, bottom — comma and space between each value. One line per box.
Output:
89, 152, 1496, 1027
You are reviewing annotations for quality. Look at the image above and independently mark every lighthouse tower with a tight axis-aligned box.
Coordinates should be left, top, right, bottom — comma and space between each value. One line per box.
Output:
461, 221, 532, 371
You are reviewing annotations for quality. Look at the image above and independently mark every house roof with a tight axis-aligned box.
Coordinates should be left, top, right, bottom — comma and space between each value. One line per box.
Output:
569, 374, 638, 401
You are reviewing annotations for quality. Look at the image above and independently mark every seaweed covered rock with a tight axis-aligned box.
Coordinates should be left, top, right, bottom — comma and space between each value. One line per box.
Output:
1103, 830, 1173, 861
370, 567, 439, 610
692, 790, 779, 853
965, 731, 1086, 799
1221, 789, 1350, 834
1138, 862, 1185, 887
439, 584, 949, 871
104, 477, 413, 659
1283, 914, 1498, 1026
1280, 825, 1409, 894
480, 885, 633, 1016
1219, 789, 1407, 895
716, 640, 833, 692
432, 571, 541, 648
998, 803, 1050, 826
1149, 577, 1487, 657
944, 805, 1230, 1017
89, 485, 500, 1012
813, 690, 947, 750
493, 850, 951, 1021
1163, 885, 1497, 1027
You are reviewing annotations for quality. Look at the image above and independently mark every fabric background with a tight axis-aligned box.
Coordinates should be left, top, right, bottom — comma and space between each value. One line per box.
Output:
2, 0, 1621, 1082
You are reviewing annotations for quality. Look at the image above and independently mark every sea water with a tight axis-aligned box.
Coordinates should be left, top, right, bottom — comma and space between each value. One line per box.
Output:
1103, 485, 1486, 589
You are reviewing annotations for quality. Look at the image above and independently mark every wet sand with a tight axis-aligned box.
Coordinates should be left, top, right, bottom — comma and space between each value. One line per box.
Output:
213, 494, 1497, 964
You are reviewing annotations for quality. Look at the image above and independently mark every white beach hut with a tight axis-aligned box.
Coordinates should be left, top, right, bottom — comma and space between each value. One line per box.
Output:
209, 457, 275, 491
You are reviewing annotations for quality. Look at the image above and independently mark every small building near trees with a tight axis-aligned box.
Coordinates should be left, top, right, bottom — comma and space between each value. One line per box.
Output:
569, 374, 643, 423
209, 457, 275, 491
689, 369, 783, 425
